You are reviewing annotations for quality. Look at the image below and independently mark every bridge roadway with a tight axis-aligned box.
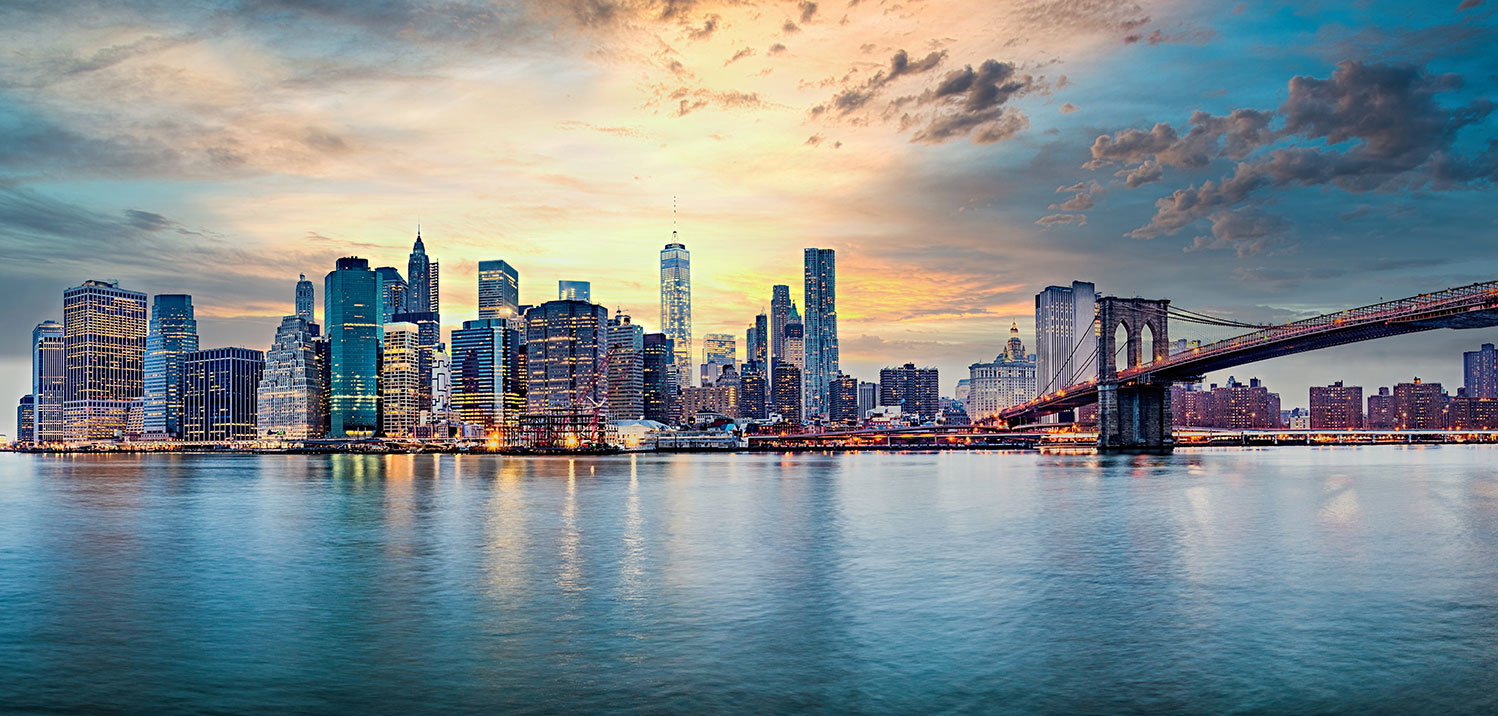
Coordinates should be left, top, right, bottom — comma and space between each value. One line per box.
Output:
1001, 280, 1498, 426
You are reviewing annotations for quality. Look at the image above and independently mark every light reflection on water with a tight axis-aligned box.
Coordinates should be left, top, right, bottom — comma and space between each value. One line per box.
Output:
2, 448, 1498, 714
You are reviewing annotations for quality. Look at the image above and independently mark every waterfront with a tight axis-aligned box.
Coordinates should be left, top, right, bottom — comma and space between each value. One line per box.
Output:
3, 448, 1498, 714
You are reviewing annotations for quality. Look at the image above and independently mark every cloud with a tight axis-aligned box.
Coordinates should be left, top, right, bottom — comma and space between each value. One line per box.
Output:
1184, 207, 1290, 256
1049, 192, 1095, 211
768, 43, 788, 55
1060, 102, 1079, 114
1036, 213, 1087, 226
900, 60, 1038, 144
799, 1, 819, 23
1115, 159, 1162, 187
1457, 0, 1483, 10
724, 46, 754, 65
814, 49, 947, 116
687, 13, 720, 39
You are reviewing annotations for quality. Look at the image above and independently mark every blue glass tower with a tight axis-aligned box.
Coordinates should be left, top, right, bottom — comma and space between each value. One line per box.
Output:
325, 257, 382, 437
142, 294, 198, 438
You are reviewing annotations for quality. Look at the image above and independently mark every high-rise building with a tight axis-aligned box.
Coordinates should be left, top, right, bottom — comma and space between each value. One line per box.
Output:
660, 240, 692, 388
295, 273, 315, 322
1309, 381, 1363, 430
183, 347, 264, 442
803, 248, 838, 418
770, 284, 793, 366
747, 311, 768, 367
700, 333, 736, 386
31, 321, 64, 444
1205, 377, 1281, 429
142, 294, 198, 438
829, 373, 860, 426
558, 280, 591, 302
325, 257, 381, 438
1170, 383, 1211, 427
390, 311, 440, 415
784, 321, 807, 412
1367, 387, 1397, 429
407, 230, 437, 314
1392, 378, 1447, 429
477, 260, 520, 320
967, 322, 1037, 421
880, 363, 940, 421
857, 381, 877, 420
257, 315, 325, 440
525, 300, 609, 414
1464, 343, 1498, 399
1035, 281, 1097, 397
432, 343, 453, 424
451, 318, 525, 432
739, 362, 768, 420
381, 322, 421, 437
770, 361, 803, 423
62, 279, 148, 441
607, 312, 645, 421
16, 395, 35, 445
375, 267, 407, 322
1447, 396, 1498, 430
643, 333, 677, 424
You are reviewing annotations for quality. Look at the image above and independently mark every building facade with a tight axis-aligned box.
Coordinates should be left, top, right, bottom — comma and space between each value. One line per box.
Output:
1392, 378, 1447, 429
381, 322, 421, 437
1035, 281, 1097, 396
325, 257, 381, 437
525, 300, 610, 415
478, 260, 520, 320
295, 274, 315, 322
374, 267, 407, 322
608, 312, 645, 421
257, 315, 325, 440
803, 248, 838, 418
16, 395, 34, 445
142, 294, 199, 438
63, 279, 148, 441
1367, 387, 1397, 429
739, 362, 768, 420
967, 321, 1036, 422
558, 280, 591, 302
700, 333, 736, 386
1464, 343, 1498, 399
642, 333, 677, 424
451, 318, 525, 431
770, 284, 792, 368
660, 240, 692, 388
406, 231, 438, 314
1309, 381, 1364, 430
771, 361, 803, 424
183, 347, 264, 442
390, 311, 440, 416
829, 373, 859, 426
31, 321, 65, 444
879, 363, 940, 421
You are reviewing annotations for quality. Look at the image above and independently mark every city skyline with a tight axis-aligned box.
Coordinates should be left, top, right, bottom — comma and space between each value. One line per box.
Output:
3, 1, 1498, 408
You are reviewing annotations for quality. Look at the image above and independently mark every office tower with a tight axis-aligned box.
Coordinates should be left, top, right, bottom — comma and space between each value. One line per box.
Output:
1309, 381, 1364, 430
375, 267, 407, 322
62, 279, 148, 441
558, 280, 591, 302
857, 381, 877, 419
1367, 387, 1397, 429
478, 260, 520, 320
451, 318, 525, 431
1392, 378, 1447, 429
31, 321, 64, 443
390, 311, 440, 414
325, 257, 381, 438
660, 240, 692, 387
608, 312, 645, 421
183, 347, 264, 442
295, 273, 315, 322
257, 315, 325, 440
431, 343, 453, 424
803, 248, 838, 418
1035, 281, 1097, 396
407, 230, 437, 314
739, 362, 768, 420
643, 333, 677, 424
879, 363, 940, 421
771, 361, 803, 423
770, 284, 792, 365
16, 395, 34, 445
526, 300, 610, 414
1464, 343, 1498, 399
700, 333, 737, 386
142, 294, 199, 438
747, 311, 768, 367
829, 373, 859, 426
967, 321, 1037, 421
784, 321, 807, 412
381, 322, 420, 437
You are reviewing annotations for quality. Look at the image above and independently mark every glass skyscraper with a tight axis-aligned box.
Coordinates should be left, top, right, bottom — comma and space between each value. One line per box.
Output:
63, 279, 148, 441
390, 310, 441, 415
451, 317, 524, 431
142, 294, 199, 438
642, 333, 676, 424
478, 260, 520, 320
660, 239, 692, 388
607, 312, 644, 421
325, 257, 382, 437
1034, 281, 1097, 395
381, 322, 421, 437
183, 347, 264, 442
558, 280, 591, 302
803, 247, 838, 419
526, 300, 610, 414
31, 321, 64, 443
375, 266, 407, 322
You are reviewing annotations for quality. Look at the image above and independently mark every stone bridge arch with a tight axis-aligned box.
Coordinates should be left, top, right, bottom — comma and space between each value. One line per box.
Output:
1098, 297, 1170, 379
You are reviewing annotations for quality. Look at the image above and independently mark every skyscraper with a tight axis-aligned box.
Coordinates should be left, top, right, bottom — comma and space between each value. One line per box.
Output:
142, 294, 199, 438
643, 333, 677, 424
31, 321, 64, 444
432, 343, 453, 425
295, 274, 315, 322
451, 318, 525, 431
857, 381, 877, 419
829, 373, 860, 426
607, 311, 645, 421
770, 284, 792, 366
803, 248, 838, 418
257, 315, 325, 440
478, 260, 520, 320
390, 310, 440, 415
526, 300, 610, 414
381, 322, 421, 437
771, 360, 803, 423
16, 395, 35, 445
407, 230, 437, 314
63, 279, 148, 441
879, 363, 940, 421
967, 321, 1037, 421
325, 257, 381, 437
1464, 343, 1498, 399
183, 347, 264, 442
739, 363, 767, 420
374, 266, 407, 322
1035, 281, 1097, 397
558, 280, 591, 302
700, 333, 736, 386
660, 239, 692, 387
747, 311, 768, 367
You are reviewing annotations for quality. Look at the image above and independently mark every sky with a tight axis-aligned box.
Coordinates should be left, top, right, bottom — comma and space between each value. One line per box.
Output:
3, 0, 1497, 424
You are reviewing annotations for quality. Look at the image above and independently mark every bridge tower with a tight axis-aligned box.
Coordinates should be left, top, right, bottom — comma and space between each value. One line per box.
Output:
1097, 297, 1173, 452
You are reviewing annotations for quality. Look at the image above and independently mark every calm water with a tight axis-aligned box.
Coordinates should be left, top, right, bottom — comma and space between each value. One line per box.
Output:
2, 448, 1498, 715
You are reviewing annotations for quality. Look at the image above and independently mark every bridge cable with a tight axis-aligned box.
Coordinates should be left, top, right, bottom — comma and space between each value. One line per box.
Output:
1166, 306, 1279, 330
1038, 327, 1095, 398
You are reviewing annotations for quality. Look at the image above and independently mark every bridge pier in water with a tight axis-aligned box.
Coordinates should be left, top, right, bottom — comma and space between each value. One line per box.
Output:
1097, 297, 1175, 453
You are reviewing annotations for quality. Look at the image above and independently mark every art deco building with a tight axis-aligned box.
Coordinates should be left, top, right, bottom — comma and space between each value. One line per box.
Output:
325, 257, 381, 438
660, 239, 692, 387
63, 279, 148, 441
381, 322, 421, 437
142, 294, 198, 438
295, 274, 315, 322
608, 312, 645, 421
183, 347, 264, 442
803, 248, 838, 418
31, 321, 65, 443
257, 315, 325, 440
478, 260, 520, 320
406, 230, 438, 314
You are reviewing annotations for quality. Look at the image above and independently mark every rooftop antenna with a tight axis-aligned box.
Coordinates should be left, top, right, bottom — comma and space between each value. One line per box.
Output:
672, 195, 678, 240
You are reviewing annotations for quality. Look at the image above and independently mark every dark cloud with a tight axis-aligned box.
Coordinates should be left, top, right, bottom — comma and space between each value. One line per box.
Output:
815, 49, 947, 116
799, 1, 819, 23
687, 13, 720, 39
768, 43, 788, 55
1457, 0, 1483, 9
899, 60, 1038, 144
1184, 207, 1290, 256
783, 20, 800, 33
